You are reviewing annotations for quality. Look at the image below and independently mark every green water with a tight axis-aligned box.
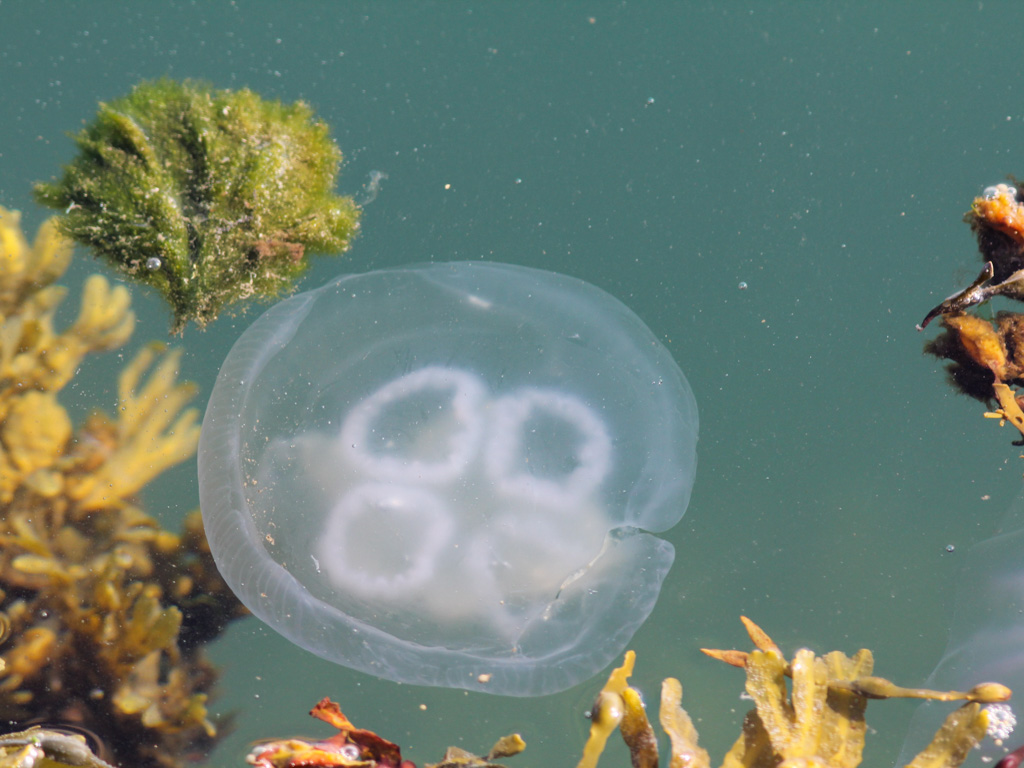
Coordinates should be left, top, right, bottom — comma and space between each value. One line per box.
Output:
3, 3, 1024, 767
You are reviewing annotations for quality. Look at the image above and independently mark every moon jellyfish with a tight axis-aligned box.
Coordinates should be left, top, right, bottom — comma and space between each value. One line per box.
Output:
898, 487, 1024, 764
198, 261, 698, 696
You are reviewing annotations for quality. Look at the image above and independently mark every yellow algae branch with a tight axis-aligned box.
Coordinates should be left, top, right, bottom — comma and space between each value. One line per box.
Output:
660, 678, 710, 768
577, 651, 635, 768
64, 342, 200, 510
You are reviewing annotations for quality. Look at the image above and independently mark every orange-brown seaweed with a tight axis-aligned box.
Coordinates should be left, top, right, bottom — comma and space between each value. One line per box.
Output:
248, 700, 525, 768
920, 181, 1024, 452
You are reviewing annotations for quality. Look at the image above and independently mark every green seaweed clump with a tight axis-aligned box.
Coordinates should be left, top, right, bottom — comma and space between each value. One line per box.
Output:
34, 78, 360, 332
577, 617, 1011, 768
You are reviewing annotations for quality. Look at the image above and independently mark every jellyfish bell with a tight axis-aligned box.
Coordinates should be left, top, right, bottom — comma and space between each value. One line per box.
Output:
198, 261, 699, 696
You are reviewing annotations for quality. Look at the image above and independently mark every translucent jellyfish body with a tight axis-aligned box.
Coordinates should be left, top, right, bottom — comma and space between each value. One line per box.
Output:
198, 262, 698, 695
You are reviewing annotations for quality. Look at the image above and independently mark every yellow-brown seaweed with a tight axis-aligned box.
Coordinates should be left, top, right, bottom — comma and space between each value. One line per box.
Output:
0, 208, 245, 768
577, 651, 635, 768
425, 735, 527, 768
577, 617, 1009, 768
659, 678, 709, 768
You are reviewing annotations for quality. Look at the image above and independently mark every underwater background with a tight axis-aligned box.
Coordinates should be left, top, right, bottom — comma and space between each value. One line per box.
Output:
3, 2, 1024, 767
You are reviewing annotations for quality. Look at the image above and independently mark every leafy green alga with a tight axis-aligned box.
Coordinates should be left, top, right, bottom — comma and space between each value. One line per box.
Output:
34, 78, 360, 332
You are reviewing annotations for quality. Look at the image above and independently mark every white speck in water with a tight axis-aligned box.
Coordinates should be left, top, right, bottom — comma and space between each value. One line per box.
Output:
738, 281, 748, 290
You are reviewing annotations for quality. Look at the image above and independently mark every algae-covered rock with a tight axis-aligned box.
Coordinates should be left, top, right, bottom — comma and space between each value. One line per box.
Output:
34, 78, 360, 332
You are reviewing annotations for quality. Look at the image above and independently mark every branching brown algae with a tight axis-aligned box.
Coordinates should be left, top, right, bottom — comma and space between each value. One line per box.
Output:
919, 182, 1024, 451
0, 207, 246, 768
33, 79, 361, 333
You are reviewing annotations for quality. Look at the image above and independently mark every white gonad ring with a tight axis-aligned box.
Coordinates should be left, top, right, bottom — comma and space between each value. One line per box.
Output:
485, 387, 612, 507
319, 482, 455, 599
339, 366, 487, 484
